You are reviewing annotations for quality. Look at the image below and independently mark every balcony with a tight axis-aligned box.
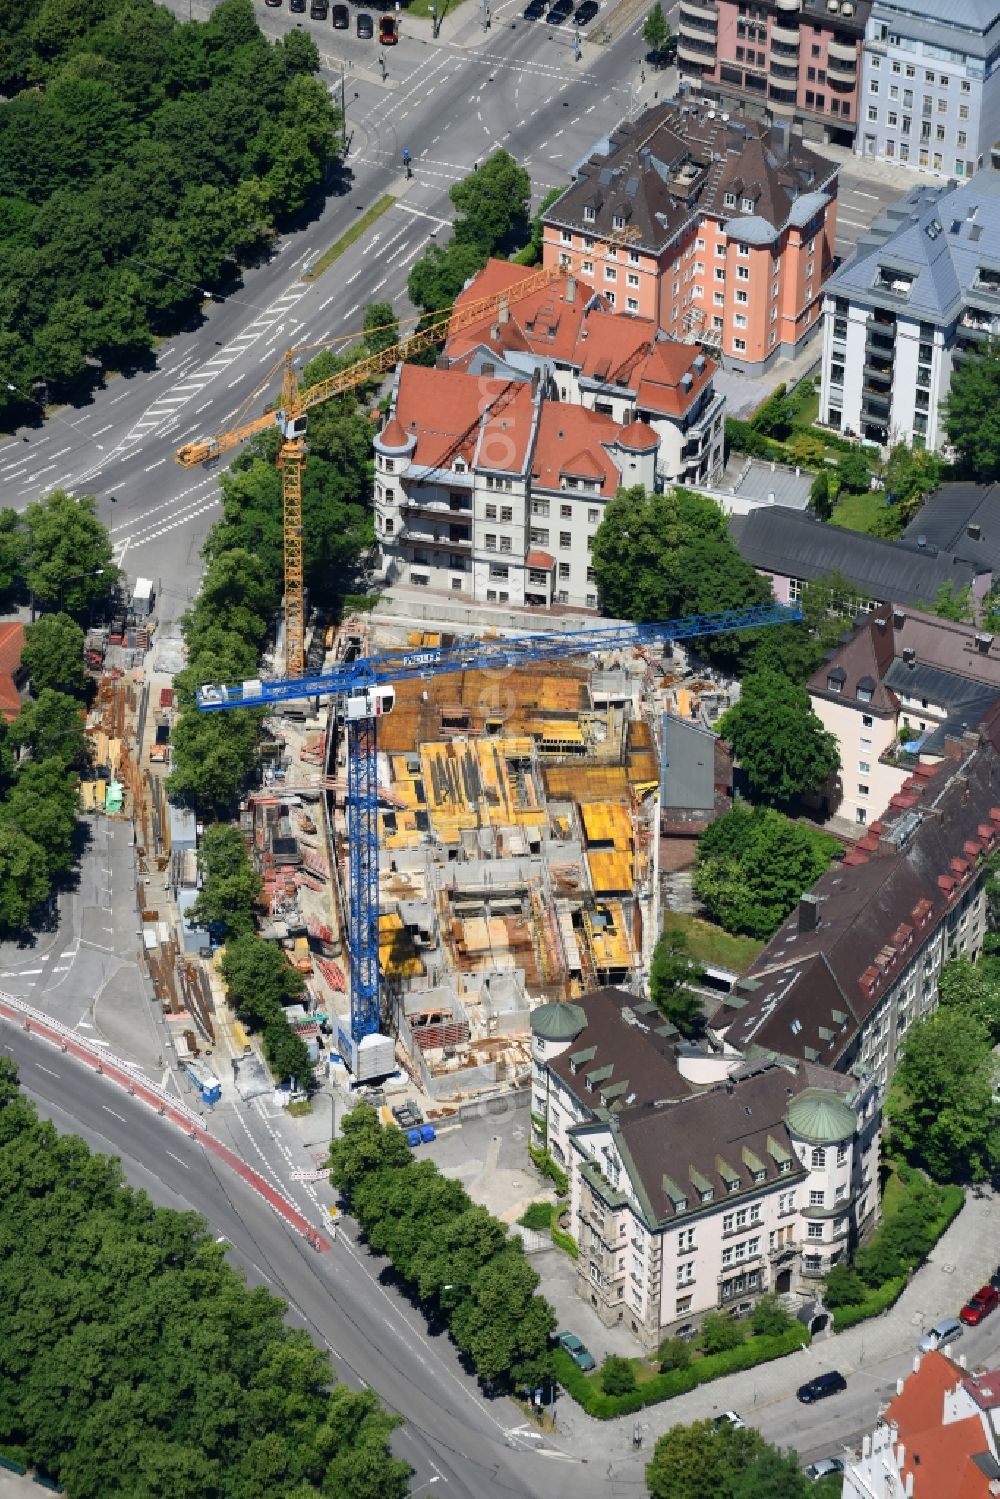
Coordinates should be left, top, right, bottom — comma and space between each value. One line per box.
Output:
677, 32, 717, 59
960, 310, 1000, 336
679, 0, 717, 23
769, 1242, 797, 1262
862, 390, 891, 419
828, 38, 857, 63
775, 0, 801, 10
863, 364, 892, 391
768, 84, 797, 115
400, 496, 471, 517
401, 528, 472, 552
827, 58, 857, 84
771, 22, 799, 45
770, 59, 798, 81
717, 1253, 764, 1283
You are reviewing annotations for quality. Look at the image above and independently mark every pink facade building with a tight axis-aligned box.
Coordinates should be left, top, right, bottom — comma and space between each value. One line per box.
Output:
678, 0, 870, 147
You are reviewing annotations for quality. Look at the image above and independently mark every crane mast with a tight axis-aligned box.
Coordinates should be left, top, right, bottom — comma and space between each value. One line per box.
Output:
198, 602, 801, 1057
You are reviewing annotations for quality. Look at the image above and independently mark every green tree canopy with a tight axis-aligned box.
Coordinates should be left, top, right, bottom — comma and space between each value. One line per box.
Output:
188, 824, 262, 938
450, 149, 532, 255
887, 1008, 1000, 1182
649, 926, 704, 1037
642, 2, 672, 58
645, 1420, 769, 1499
883, 441, 942, 520
717, 670, 840, 806
746, 570, 866, 684
21, 612, 87, 697
11, 688, 86, 766
809, 468, 832, 521
362, 302, 398, 356
693, 803, 839, 938
220, 932, 305, 1030
944, 338, 1000, 481
0, 824, 50, 929
23, 491, 118, 619
836, 447, 872, 495
937, 955, 1000, 1040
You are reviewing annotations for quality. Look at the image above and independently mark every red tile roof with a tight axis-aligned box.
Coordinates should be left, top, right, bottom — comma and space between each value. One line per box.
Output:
883, 1352, 992, 1499
447, 260, 603, 365
0, 622, 24, 724
393, 366, 536, 474
526, 549, 555, 568
531, 403, 653, 497
379, 414, 409, 448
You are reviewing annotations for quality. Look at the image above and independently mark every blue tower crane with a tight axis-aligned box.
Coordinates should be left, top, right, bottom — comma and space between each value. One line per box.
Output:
197, 602, 800, 1058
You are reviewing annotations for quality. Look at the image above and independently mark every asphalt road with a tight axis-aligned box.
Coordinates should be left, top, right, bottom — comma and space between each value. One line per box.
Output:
0, 0, 654, 635
2, 1022, 647, 1499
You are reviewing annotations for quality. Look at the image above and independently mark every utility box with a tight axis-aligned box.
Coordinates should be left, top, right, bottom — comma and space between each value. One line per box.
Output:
132, 577, 154, 617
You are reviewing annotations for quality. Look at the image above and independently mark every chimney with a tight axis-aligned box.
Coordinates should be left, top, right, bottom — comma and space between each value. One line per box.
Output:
905, 1477, 914, 1499
566, 276, 577, 303
498, 297, 509, 325
798, 894, 819, 933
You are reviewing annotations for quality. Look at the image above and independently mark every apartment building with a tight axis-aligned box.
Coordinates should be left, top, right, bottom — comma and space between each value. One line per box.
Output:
806, 602, 1000, 825
530, 989, 880, 1349
858, 0, 1000, 179
731, 504, 989, 611
818, 164, 1000, 449
541, 101, 839, 374
844, 1350, 1000, 1499
678, 0, 870, 146
373, 365, 657, 609
713, 724, 1000, 1096
444, 260, 726, 489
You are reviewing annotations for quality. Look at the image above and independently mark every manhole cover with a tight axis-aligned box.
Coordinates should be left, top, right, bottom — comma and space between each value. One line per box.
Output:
942, 1264, 956, 1274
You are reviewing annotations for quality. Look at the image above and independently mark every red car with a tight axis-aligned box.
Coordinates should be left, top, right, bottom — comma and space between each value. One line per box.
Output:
960, 1285, 1000, 1325
379, 13, 398, 42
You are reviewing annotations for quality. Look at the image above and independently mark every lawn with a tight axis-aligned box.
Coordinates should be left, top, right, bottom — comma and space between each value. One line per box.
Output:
404, 0, 467, 18
662, 911, 763, 974
787, 378, 820, 428
830, 488, 887, 534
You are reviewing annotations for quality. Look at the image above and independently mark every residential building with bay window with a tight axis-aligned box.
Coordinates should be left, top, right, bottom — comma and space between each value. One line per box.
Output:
541, 101, 838, 374
530, 987, 880, 1349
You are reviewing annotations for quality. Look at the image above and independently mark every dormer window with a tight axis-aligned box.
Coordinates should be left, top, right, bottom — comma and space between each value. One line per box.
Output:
612, 213, 625, 231
700, 1187, 714, 1203
827, 667, 846, 693
584, 205, 596, 223
724, 192, 737, 209
452, 458, 467, 472
856, 675, 875, 703
741, 196, 755, 213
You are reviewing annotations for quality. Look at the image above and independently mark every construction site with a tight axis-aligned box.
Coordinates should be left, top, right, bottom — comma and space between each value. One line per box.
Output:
214, 604, 737, 1106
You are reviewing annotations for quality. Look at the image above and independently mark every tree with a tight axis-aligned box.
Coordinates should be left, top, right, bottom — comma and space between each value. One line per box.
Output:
642, 2, 672, 61
822, 1262, 866, 1308
450, 149, 531, 256
363, 302, 398, 357
700, 1310, 745, 1354
22, 491, 118, 620
0, 510, 27, 601
4, 758, 80, 877
693, 803, 839, 939
11, 689, 86, 766
21, 613, 87, 697
601, 1354, 637, 1395
809, 468, 832, 521
836, 447, 872, 495
407, 239, 489, 318
887, 1008, 1000, 1182
717, 671, 840, 807
927, 580, 973, 622
937, 956, 1000, 1040
188, 824, 262, 937
883, 441, 942, 521
649, 926, 704, 1037
730, 1447, 810, 1499
656, 1337, 692, 1371
0, 825, 50, 930
262, 1015, 313, 1086
591, 485, 771, 630
747, 570, 865, 684
646, 1420, 768, 1499
220, 933, 305, 1029
944, 338, 1000, 480
750, 1293, 793, 1337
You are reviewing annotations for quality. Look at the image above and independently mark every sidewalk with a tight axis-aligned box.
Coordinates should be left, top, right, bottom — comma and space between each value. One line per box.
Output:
546, 1187, 1000, 1463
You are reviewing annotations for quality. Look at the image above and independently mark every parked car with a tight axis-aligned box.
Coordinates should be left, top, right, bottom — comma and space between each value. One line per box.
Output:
546, 0, 573, 20
796, 1370, 847, 1404
332, 3, 350, 22
265, 0, 282, 7
556, 1331, 596, 1371
310, 0, 329, 14
960, 1285, 1000, 1325
356, 10, 373, 34
523, 0, 547, 16
573, 0, 598, 22
804, 1458, 845, 1483
379, 12, 398, 41
290, 0, 306, 10
919, 1317, 963, 1352
990, 1265, 1000, 1292
712, 1412, 745, 1430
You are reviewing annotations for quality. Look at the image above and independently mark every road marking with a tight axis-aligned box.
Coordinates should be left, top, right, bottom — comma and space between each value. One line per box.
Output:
35, 1064, 60, 1079
102, 1105, 126, 1122
51, 965, 71, 974
92, 424, 113, 437
166, 1150, 190, 1170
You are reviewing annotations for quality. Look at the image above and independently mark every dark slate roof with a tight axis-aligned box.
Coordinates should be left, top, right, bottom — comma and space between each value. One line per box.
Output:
902, 483, 1000, 576
732, 506, 987, 607
610, 1058, 848, 1225
883, 659, 1000, 755
659, 712, 716, 812
543, 102, 836, 256
548, 986, 695, 1113
714, 731, 1000, 1068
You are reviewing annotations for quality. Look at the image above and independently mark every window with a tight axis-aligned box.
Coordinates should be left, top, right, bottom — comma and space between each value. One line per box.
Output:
862, 713, 873, 727
559, 531, 571, 548
626, 297, 638, 312
582, 259, 594, 275
560, 229, 572, 245
488, 564, 509, 580
530, 528, 549, 545
938, 97, 948, 113
735, 289, 748, 304
606, 292, 615, 308
737, 242, 750, 258
560, 504, 572, 518
485, 503, 497, 520
715, 243, 726, 257
532, 499, 549, 517
587, 508, 599, 524
500, 506, 512, 522
484, 533, 496, 551
733, 337, 746, 351
889, 85, 899, 101
499, 536, 511, 553
734, 313, 747, 328
810, 1189, 825, 1206
870, 79, 879, 95
887, 110, 898, 127
807, 1222, 824, 1240
960, 104, 970, 119
676, 1260, 695, 1286
962, 78, 971, 93
837, 1144, 848, 1166
867, 105, 878, 122
604, 266, 617, 281
811, 1148, 826, 1167
558, 562, 570, 579
677, 1227, 695, 1252
724, 192, 737, 208
737, 265, 750, 281
714, 267, 726, 282
713, 291, 725, 307
859, 760, 870, 773
958, 130, 967, 147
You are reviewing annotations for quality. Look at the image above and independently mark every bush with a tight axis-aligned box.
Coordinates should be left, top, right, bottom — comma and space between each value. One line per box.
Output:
518, 1202, 553, 1232
724, 418, 785, 463
750, 1294, 793, 1338
551, 1220, 580, 1260
831, 1275, 908, 1332
657, 1338, 692, 1372
823, 1263, 867, 1309
528, 1144, 569, 1197
700, 1311, 745, 1354
553, 1323, 809, 1418
601, 1355, 637, 1396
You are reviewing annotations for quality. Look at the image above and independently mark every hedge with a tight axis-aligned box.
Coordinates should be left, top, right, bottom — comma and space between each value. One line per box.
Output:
529, 1144, 569, 1197
554, 1322, 809, 1418
831, 1182, 964, 1332
552, 1221, 580, 1260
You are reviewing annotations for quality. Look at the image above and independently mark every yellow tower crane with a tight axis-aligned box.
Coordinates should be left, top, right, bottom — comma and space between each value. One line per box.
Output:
175, 262, 568, 676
